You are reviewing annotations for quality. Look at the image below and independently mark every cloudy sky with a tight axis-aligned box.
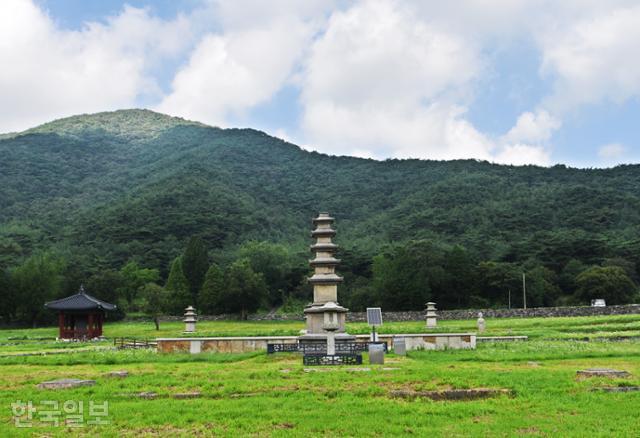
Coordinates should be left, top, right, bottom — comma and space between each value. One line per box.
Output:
2, 0, 639, 167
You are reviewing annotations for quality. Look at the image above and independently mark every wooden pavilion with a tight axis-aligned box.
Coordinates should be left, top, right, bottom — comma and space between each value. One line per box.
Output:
45, 286, 117, 339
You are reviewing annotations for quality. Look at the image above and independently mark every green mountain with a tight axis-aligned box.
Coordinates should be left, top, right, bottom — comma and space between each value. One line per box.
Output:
1, 109, 639, 311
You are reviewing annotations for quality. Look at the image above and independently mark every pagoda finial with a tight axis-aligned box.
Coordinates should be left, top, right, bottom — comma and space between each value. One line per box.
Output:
79, 285, 86, 295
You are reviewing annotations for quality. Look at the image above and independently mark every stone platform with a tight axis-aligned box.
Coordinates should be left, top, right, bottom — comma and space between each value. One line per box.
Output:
37, 378, 96, 389
156, 333, 476, 354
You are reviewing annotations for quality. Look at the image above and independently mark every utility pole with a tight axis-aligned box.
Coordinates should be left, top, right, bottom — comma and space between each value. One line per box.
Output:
522, 272, 527, 309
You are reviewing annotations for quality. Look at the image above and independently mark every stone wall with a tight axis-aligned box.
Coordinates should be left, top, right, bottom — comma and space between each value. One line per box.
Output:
420, 304, 640, 320
127, 304, 640, 323
156, 336, 298, 354
156, 333, 476, 354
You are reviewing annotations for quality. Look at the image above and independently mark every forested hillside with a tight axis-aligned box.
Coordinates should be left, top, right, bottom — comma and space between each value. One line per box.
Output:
1, 109, 639, 324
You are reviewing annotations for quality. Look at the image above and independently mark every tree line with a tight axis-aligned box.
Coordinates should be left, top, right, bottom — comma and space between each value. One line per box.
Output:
1, 236, 638, 328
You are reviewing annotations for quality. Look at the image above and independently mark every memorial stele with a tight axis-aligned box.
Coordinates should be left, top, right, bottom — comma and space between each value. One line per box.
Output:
299, 212, 355, 345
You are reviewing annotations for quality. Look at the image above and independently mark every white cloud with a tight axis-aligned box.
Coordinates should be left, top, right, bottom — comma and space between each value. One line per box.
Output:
156, 2, 332, 127
0, 0, 191, 132
539, 3, 640, 112
212, 0, 333, 30
296, 0, 555, 166
299, 0, 492, 160
504, 110, 561, 144
2, 0, 639, 166
494, 144, 551, 166
273, 128, 314, 152
295, 0, 640, 165
351, 149, 377, 160
156, 18, 314, 127
273, 128, 292, 143
596, 143, 632, 167
495, 110, 560, 166
598, 143, 626, 159
309, 102, 498, 160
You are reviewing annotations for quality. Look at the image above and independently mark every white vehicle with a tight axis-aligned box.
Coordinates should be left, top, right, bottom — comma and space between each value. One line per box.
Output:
591, 299, 606, 307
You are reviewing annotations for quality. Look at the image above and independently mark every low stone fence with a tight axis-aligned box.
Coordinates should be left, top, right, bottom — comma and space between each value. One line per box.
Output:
348, 304, 640, 322
156, 333, 476, 354
126, 304, 640, 323
157, 336, 298, 354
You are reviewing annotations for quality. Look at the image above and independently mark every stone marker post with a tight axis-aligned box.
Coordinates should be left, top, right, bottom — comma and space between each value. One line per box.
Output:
477, 312, 486, 333
394, 337, 407, 356
183, 306, 197, 333
425, 302, 437, 328
369, 343, 385, 364
323, 303, 340, 355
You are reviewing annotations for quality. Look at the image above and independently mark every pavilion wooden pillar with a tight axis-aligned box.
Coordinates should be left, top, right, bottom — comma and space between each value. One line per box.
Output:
88, 313, 94, 338
98, 312, 103, 337
58, 312, 64, 339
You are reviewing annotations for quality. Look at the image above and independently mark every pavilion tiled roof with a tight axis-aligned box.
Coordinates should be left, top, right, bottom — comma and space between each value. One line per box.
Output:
44, 286, 117, 311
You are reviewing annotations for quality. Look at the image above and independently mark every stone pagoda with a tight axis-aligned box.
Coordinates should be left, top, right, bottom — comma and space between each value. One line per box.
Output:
300, 212, 353, 345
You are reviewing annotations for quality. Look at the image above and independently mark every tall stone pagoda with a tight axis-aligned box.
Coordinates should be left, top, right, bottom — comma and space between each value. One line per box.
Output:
300, 212, 353, 344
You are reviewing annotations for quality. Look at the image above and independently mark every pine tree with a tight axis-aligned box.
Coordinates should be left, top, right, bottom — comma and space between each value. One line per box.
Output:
119, 261, 159, 306
182, 237, 209, 305
0, 269, 15, 323
199, 264, 225, 314
237, 241, 291, 306
141, 283, 168, 330
225, 259, 267, 320
165, 256, 191, 314
575, 266, 636, 305
12, 252, 65, 327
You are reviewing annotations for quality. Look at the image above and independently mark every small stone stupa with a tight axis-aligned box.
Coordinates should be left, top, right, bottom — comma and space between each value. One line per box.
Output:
426, 302, 437, 328
183, 306, 197, 333
299, 213, 354, 345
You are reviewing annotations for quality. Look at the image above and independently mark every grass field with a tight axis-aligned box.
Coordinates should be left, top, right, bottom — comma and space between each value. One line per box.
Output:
1, 315, 639, 436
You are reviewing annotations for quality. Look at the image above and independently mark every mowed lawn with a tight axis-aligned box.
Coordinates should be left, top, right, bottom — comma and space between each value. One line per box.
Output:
0, 315, 639, 436
4, 313, 640, 344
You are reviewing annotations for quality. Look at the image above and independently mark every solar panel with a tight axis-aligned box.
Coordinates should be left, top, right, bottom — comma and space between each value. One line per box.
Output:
366, 307, 383, 326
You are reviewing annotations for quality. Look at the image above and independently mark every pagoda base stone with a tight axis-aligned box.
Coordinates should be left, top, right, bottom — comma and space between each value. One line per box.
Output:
303, 307, 347, 334
298, 333, 357, 355
298, 333, 356, 344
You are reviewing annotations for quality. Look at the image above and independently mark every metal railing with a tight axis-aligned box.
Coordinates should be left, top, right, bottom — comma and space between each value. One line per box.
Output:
267, 341, 388, 354
303, 354, 363, 366
113, 338, 157, 349
267, 343, 299, 353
